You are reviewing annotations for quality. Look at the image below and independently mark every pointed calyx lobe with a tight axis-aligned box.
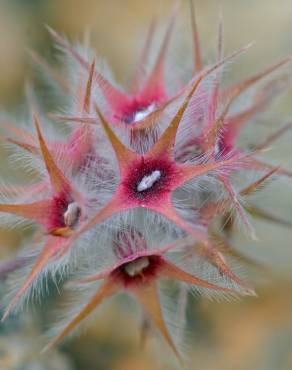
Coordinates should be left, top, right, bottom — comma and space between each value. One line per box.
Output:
44, 228, 243, 355
47, 10, 176, 126
0, 115, 87, 321
0, 114, 83, 237
73, 58, 247, 243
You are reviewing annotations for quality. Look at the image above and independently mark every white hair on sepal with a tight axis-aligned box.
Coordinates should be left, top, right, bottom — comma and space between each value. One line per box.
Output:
0, 179, 47, 203
84, 207, 185, 247
158, 279, 190, 362
44, 278, 116, 345
217, 182, 255, 238
0, 213, 36, 231
165, 246, 250, 301
30, 56, 69, 107
1, 239, 74, 317
4, 143, 43, 177
174, 77, 216, 149
76, 208, 186, 274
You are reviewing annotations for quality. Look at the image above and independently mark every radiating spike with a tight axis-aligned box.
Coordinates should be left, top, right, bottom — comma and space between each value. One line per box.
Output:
0, 136, 39, 155
43, 278, 118, 352
220, 175, 256, 239
140, 5, 178, 99
83, 58, 96, 113
0, 182, 48, 198
223, 57, 292, 99
131, 281, 181, 362
27, 48, 71, 93
253, 121, 292, 151
205, 60, 280, 150
49, 114, 97, 125
0, 199, 51, 225
246, 204, 292, 228
217, 12, 224, 61
240, 167, 279, 196
33, 113, 71, 193
131, 17, 157, 94
68, 193, 129, 243
203, 89, 238, 150
224, 99, 268, 145
150, 43, 253, 158
201, 14, 224, 141
2, 120, 36, 144
197, 242, 256, 295
94, 105, 138, 172
2, 238, 62, 321
179, 152, 242, 185
46, 26, 130, 111
190, 0, 202, 73
149, 200, 207, 241
161, 258, 247, 294
210, 230, 267, 270
224, 75, 288, 145
249, 158, 292, 178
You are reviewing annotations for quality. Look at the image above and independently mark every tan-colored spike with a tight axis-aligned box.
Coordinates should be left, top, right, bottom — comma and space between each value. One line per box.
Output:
205, 60, 277, 149
204, 91, 237, 150
196, 241, 256, 295
190, 0, 202, 73
83, 58, 96, 113
240, 167, 279, 196
142, 4, 178, 95
0, 199, 51, 224
28, 48, 71, 93
46, 26, 129, 107
249, 158, 292, 178
0, 182, 46, 198
149, 44, 252, 158
223, 57, 292, 99
149, 200, 207, 241
69, 193, 129, 243
149, 76, 206, 158
0, 136, 39, 155
2, 121, 36, 144
210, 230, 267, 270
33, 113, 71, 193
220, 175, 255, 239
179, 153, 240, 186
43, 278, 119, 352
253, 121, 292, 151
161, 258, 240, 293
2, 238, 60, 321
49, 114, 97, 125
131, 17, 157, 94
131, 281, 181, 362
225, 74, 290, 140
226, 98, 268, 140
246, 204, 292, 228
217, 13, 224, 60
94, 105, 138, 172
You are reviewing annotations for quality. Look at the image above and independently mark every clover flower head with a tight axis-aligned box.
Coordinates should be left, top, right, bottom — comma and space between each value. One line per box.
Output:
0, 2, 291, 364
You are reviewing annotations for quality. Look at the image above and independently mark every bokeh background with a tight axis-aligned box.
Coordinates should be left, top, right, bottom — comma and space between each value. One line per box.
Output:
1, 0, 292, 369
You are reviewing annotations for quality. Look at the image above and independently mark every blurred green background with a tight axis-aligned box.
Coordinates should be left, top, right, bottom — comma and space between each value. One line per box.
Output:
1, 1, 292, 369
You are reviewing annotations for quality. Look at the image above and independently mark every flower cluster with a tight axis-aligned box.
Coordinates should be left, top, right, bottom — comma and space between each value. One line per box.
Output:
0, 3, 291, 363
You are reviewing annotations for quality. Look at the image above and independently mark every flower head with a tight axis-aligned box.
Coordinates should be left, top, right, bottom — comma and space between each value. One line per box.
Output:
0, 2, 291, 364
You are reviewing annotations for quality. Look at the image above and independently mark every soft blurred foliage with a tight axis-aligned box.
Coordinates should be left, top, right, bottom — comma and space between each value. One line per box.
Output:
0, 1, 292, 369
